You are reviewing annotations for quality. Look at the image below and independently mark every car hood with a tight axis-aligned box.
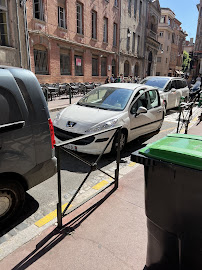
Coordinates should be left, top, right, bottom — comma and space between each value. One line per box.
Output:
54, 104, 124, 133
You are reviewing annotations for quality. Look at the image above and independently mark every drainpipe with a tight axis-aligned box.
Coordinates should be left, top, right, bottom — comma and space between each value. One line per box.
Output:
20, 0, 31, 70
118, 0, 122, 76
16, 0, 22, 67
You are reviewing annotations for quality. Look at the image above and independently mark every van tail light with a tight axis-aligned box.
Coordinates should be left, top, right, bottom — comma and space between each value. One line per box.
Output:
48, 118, 56, 149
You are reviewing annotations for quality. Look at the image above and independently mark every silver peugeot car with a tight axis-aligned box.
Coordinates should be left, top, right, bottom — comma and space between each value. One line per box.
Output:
54, 83, 164, 155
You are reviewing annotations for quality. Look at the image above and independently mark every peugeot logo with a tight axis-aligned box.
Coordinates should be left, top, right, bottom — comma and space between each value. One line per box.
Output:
66, 121, 76, 128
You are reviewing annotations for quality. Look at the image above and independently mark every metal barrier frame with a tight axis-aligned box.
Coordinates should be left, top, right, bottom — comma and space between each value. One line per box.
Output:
177, 102, 194, 134
55, 126, 122, 228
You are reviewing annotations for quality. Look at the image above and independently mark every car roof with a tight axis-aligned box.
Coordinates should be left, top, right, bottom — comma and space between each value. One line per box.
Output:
100, 83, 148, 90
144, 76, 184, 80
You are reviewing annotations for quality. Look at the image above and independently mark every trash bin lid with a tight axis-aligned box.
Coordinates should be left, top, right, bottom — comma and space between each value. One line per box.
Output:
139, 134, 202, 170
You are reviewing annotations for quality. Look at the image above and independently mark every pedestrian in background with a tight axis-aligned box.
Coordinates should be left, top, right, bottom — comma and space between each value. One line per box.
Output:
110, 74, 115, 83
105, 76, 109, 84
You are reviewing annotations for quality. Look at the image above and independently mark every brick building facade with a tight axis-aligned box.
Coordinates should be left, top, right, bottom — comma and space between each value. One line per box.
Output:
26, 0, 120, 84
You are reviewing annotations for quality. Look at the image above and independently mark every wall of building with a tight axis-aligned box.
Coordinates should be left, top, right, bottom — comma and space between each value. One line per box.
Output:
0, 0, 28, 68
26, 0, 120, 83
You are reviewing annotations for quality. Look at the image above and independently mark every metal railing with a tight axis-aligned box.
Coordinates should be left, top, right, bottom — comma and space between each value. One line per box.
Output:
177, 101, 195, 134
55, 126, 122, 228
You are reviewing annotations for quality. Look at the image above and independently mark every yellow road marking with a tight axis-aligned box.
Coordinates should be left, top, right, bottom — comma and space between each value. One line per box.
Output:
92, 180, 109, 190
159, 127, 176, 133
35, 202, 72, 228
128, 162, 136, 167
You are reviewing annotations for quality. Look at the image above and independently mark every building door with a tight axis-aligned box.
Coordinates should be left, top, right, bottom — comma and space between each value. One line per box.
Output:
112, 59, 116, 77
134, 63, 139, 77
147, 51, 152, 76
124, 60, 129, 77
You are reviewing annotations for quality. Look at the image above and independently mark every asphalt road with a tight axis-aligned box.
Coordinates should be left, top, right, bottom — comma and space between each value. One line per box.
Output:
0, 107, 191, 258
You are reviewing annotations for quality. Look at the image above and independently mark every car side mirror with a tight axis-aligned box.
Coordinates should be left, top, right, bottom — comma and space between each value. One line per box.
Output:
171, 88, 176, 92
136, 106, 147, 116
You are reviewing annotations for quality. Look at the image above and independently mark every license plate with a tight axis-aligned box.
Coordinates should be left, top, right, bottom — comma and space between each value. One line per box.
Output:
64, 144, 77, 151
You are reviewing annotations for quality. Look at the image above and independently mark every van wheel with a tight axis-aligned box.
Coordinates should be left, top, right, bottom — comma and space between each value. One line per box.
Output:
0, 179, 25, 224
111, 130, 127, 154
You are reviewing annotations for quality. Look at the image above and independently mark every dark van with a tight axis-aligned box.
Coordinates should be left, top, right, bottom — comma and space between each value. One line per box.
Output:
0, 67, 57, 224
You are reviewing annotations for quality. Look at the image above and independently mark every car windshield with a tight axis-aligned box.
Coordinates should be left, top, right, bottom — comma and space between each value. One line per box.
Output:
77, 86, 133, 111
140, 77, 170, 91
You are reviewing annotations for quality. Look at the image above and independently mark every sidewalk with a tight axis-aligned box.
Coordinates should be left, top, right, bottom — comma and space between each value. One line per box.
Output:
47, 95, 81, 112
0, 101, 201, 269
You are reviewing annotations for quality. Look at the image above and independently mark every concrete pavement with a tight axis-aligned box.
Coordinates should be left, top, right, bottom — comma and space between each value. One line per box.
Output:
0, 97, 201, 269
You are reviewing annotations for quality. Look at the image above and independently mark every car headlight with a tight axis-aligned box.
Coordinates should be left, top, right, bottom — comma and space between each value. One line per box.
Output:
53, 111, 62, 125
85, 118, 118, 133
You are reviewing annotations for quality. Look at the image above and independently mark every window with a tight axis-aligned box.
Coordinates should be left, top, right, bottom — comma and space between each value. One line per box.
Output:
103, 17, 108, 43
131, 92, 149, 114
168, 17, 171, 26
92, 56, 99, 76
126, 30, 130, 51
128, 0, 132, 16
60, 50, 71, 75
160, 16, 165, 23
58, 6, 66, 28
77, 2, 83, 35
168, 33, 170, 39
33, 0, 44, 21
132, 32, 135, 53
167, 46, 169, 51
134, 0, 137, 17
157, 57, 161, 62
101, 57, 107, 76
139, 1, 142, 23
148, 90, 159, 108
34, 45, 48, 74
172, 33, 175, 43
137, 35, 140, 55
0, 0, 8, 46
114, 0, 118, 7
166, 58, 168, 63
92, 10, 97, 39
0, 87, 23, 125
159, 32, 164, 37
75, 54, 83, 76
113, 23, 117, 46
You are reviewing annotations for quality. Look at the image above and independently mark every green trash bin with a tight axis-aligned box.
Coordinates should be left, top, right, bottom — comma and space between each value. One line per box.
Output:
131, 134, 202, 270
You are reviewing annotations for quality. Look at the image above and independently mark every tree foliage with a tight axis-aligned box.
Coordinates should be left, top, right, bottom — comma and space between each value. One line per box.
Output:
182, 51, 191, 72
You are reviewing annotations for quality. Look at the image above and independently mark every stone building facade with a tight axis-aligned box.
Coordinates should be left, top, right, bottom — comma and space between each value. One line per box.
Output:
156, 8, 187, 76
119, 0, 147, 80
144, 0, 161, 77
26, 0, 120, 84
0, 0, 28, 68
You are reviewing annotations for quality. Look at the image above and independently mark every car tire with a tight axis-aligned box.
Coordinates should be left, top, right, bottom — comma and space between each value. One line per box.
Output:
0, 178, 25, 225
111, 130, 127, 154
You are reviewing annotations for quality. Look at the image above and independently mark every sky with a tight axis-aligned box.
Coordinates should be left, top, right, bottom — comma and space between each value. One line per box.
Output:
159, 0, 199, 42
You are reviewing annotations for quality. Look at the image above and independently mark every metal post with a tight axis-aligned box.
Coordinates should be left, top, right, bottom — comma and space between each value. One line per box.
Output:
115, 128, 121, 189
56, 146, 62, 228
69, 87, 72, 104
177, 106, 182, 133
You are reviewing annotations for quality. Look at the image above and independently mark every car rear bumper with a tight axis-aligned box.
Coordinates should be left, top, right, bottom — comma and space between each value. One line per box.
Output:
24, 157, 57, 189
